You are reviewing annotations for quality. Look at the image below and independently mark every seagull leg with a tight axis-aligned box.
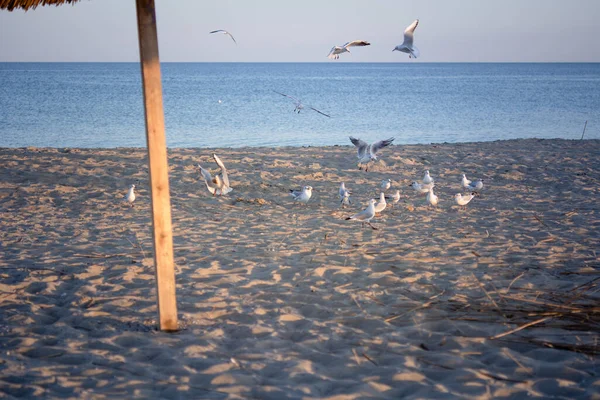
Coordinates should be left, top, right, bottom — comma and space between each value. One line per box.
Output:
368, 222, 378, 230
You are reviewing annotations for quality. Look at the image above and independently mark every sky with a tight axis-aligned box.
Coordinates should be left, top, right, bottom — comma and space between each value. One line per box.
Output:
1, 0, 600, 62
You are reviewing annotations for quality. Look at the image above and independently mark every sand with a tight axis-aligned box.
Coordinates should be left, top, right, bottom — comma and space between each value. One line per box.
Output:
0, 138, 599, 399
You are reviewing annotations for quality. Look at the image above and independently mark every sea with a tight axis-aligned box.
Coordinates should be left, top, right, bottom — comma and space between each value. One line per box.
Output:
0, 62, 598, 148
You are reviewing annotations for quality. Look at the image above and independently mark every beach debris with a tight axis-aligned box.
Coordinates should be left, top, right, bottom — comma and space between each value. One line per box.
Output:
427, 186, 439, 207
393, 19, 420, 59
410, 181, 434, 195
272, 90, 330, 117
327, 40, 371, 60
345, 199, 378, 229
374, 192, 387, 214
380, 178, 391, 191
290, 185, 313, 204
349, 136, 395, 171
199, 154, 233, 196
422, 170, 434, 184
209, 29, 237, 45
455, 192, 476, 210
339, 182, 351, 208
125, 184, 136, 207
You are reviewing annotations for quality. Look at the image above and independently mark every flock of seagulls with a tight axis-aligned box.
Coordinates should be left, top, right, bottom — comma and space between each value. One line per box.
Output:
209, 18, 420, 60
125, 20, 481, 229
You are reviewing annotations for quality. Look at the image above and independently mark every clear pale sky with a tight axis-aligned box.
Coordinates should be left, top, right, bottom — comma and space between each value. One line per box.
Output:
1, 0, 599, 62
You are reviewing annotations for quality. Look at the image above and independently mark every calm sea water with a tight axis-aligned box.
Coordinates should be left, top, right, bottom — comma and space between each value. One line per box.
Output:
0, 62, 598, 148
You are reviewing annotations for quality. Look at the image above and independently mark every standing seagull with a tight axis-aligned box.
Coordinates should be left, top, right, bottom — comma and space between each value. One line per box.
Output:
455, 193, 476, 210
385, 190, 401, 207
327, 40, 370, 60
349, 136, 395, 171
209, 30, 237, 45
422, 170, 434, 184
461, 174, 472, 189
345, 199, 378, 230
125, 184, 136, 207
426, 187, 439, 208
339, 182, 351, 207
199, 154, 233, 196
374, 192, 387, 214
393, 19, 420, 59
272, 90, 330, 118
290, 186, 313, 204
380, 179, 392, 191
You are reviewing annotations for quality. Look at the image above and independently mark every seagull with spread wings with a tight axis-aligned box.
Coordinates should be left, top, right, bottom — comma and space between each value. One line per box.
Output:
349, 136, 395, 171
198, 154, 233, 196
272, 90, 330, 118
327, 40, 370, 60
209, 30, 237, 45
393, 19, 420, 58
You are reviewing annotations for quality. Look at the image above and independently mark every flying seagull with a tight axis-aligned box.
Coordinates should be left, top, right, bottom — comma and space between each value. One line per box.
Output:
199, 154, 233, 196
393, 19, 420, 58
272, 90, 330, 118
209, 30, 237, 45
349, 136, 395, 171
327, 40, 370, 60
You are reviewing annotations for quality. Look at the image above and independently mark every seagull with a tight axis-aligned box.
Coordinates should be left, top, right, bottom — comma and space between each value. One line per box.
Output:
385, 190, 401, 207
374, 192, 387, 214
455, 192, 476, 210
349, 136, 395, 171
327, 40, 370, 60
461, 174, 472, 189
411, 181, 434, 195
199, 154, 233, 196
290, 185, 313, 204
423, 170, 434, 184
345, 199, 377, 230
380, 179, 392, 191
393, 19, 420, 59
125, 184, 136, 207
209, 30, 237, 45
272, 90, 330, 118
339, 183, 351, 207
466, 179, 484, 192
426, 187, 439, 207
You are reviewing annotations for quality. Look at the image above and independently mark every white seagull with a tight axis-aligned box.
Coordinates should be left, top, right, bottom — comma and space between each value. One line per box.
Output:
290, 186, 313, 204
426, 186, 439, 207
461, 174, 472, 189
125, 184, 136, 207
466, 179, 484, 192
272, 90, 330, 118
455, 192, 476, 210
385, 190, 401, 207
374, 192, 387, 214
209, 30, 237, 45
345, 199, 377, 230
380, 179, 392, 191
422, 170, 434, 184
411, 181, 434, 195
327, 40, 370, 60
339, 182, 351, 207
199, 154, 233, 196
393, 19, 420, 59
349, 136, 395, 171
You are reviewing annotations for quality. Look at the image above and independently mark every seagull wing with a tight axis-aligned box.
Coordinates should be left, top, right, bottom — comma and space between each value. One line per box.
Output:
402, 20, 419, 46
343, 40, 371, 49
210, 30, 237, 45
273, 90, 300, 104
212, 154, 229, 187
349, 137, 369, 158
308, 106, 331, 118
370, 137, 395, 155
327, 46, 338, 58
199, 165, 217, 194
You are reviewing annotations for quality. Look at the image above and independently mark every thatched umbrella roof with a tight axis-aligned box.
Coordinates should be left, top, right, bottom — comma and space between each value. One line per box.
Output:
0, 0, 82, 11
1, 0, 179, 332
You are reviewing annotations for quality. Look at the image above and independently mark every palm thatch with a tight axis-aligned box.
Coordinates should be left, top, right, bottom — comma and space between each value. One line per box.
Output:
0, 0, 82, 11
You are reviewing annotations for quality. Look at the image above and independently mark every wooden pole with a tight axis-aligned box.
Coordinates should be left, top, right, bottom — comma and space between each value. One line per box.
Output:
135, 0, 178, 331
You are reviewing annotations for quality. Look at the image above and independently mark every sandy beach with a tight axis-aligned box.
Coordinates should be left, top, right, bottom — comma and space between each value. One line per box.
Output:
0, 138, 599, 399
